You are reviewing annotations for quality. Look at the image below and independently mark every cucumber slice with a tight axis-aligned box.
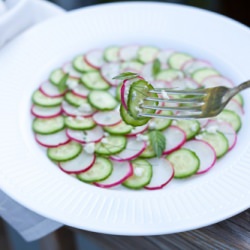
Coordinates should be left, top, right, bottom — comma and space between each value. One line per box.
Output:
216, 109, 242, 132
137, 46, 159, 63
32, 116, 64, 135
95, 136, 127, 155
148, 110, 172, 130
122, 159, 152, 189
47, 141, 82, 162
103, 121, 132, 135
232, 94, 244, 106
81, 71, 110, 90
168, 52, 193, 70
128, 79, 158, 119
49, 69, 65, 86
64, 92, 87, 107
116, 82, 122, 101
197, 131, 229, 158
72, 55, 97, 73
88, 90, 118, 111
32, 90, 63, 107
167, 148, 200, 178
120, 105, 149, 126
139, 144, 156, 158
103, 46, 120, 62
191, 68, 219, 84
77, 157, 113, 182
156, 69, 184, 82
64, 116, 96, 130
121, 60, 144, 72
174, 120, 200, 140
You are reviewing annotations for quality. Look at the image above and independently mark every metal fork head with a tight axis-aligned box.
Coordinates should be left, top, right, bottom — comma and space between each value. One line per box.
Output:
138, 86, 231, 119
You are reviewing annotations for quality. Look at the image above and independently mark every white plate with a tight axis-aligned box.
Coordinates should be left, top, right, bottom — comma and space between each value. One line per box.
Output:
0, 2, 250, 235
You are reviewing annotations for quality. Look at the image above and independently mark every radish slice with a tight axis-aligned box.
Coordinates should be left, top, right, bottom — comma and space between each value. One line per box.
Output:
58, 151, 96, 174
225, 99, 244, 116
62, 101, 95, 118
85, 49, 105, 69
205, 120, 237, 150
152, 80, 171, 88
181, 59, 212, 75
163, 126, 186, 154
119, 45, 139, 61
157, 49, 175, 64
202, 75, 234, 88
39, 81, 66, 97
31, 105, 62, 118
141, 62, 154, 82
170, 77, 200, 89
35, 130, 70, 148
198, 118, 209, 128
182, 139, 216, 174
72, 84, 90, 98
144, 158, 174, 190
62, 62, 82, 79
126, 124, 148, 137
110, 138, 146, 161
101, 62, 121, 86
93, 111, 121, 126
66, 126, 103, 143
94, 161, 133, 188
120, 78, 139, 110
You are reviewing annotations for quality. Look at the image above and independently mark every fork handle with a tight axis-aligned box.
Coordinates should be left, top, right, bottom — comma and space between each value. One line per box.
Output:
234, 80, 250, 93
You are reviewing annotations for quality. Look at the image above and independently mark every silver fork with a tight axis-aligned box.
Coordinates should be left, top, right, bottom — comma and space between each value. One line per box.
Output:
138, 80, 250, 119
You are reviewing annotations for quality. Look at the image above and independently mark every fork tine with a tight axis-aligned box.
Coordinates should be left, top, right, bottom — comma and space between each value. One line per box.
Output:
140, 104, 202, 112
139, 112, 203, 120
144, 96, 205, 104
149, 88, 207, 95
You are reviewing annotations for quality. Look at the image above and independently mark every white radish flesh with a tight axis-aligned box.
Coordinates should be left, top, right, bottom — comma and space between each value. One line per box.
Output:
144, 158, 174, 190
94, 161, 133, 188
182, 139, 216, 174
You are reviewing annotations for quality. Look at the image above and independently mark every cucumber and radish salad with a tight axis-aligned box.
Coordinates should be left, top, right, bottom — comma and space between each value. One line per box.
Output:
31, 45, 244, 190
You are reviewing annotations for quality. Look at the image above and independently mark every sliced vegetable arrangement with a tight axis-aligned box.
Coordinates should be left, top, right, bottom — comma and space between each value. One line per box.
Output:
31, 45, 244, 190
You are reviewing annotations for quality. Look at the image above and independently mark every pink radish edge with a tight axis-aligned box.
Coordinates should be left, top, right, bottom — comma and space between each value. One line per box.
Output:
120, 76, 145, 111
84, 49, 103, 70
109, 141, 147, 162
162, 126, 187, 155
39, 82, 67, 98
65, 129, 104, 144
34, 134, 70, 148
144, 158, 174, 190
58, 154, 96, 174
94, 161, 134, 188
31, 105, 63, 119
183, 139, 217, 174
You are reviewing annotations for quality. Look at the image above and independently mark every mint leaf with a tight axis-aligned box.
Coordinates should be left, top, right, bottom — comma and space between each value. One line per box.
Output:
112, 72, 138, 80
152, 58, 161, 77
149, 130, 166, 157
57, 73, 69, 93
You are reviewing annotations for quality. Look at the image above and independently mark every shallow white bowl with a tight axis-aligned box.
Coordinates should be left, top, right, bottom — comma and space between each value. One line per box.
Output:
0, 2, 249, 235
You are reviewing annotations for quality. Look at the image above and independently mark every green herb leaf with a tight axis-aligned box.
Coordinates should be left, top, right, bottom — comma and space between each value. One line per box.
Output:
149, 130, 166, 157
152, 58, 161, 77
57, 73, 69, 93
112, 72, 138, 80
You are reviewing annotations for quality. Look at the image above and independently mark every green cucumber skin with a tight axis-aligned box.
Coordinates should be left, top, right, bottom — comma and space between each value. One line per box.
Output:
167, 148, 200, 179
120, 105, 149, 126
77, 157, 113, 183
47, 143, 82, 162
32, 117, 65, 135
122, 159, 153, 189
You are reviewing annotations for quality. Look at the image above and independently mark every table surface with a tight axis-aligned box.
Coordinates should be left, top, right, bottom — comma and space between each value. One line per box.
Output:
67, 209, 250, 250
